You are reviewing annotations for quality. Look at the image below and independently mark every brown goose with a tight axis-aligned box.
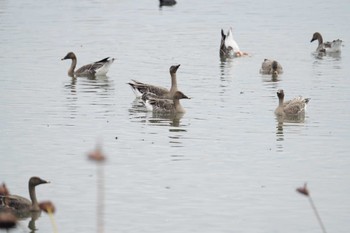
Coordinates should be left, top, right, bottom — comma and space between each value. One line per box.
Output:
128, 64, 181, 99
0, 177, 49, 213
260, 59, 283, 78
275, 89, 310, 116
142, 91, 190, 113
61, 52, 115, 77
310, 32, 342, 53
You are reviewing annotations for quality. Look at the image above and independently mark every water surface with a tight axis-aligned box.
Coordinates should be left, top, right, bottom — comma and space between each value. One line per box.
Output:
1, 0, 350, 233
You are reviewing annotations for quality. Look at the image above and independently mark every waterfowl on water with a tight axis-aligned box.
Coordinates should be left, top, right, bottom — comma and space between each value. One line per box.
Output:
0, 177, 49, 213
128, 64, 181, 99
260, 59, 283, 78
220, 27, 248, 58
275, 89, 310, 116
61, 52, 115, 77
159, 0, 176, 7
310, 32, 342, 53
142, 91, 190, 113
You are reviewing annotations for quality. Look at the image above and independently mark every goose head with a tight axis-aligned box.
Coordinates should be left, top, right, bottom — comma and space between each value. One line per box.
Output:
29, 177, 49, 187
276, 89, 285, 99
61, 52, 76, 60
169, 64, 180, 74
173, 91, 190, 100
310, 32, 322, 43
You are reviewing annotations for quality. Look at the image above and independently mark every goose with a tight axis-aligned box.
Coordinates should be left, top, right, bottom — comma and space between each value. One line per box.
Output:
61, 52, 115, 77
310, 32, 342, 53
142, 91, 190, 113
0, 177, 49, 213
128, 64, 181, 99
260, 59, 283, 78
159, 0, 176, 7
220, 27, 248, 58
275, 89, 310, 116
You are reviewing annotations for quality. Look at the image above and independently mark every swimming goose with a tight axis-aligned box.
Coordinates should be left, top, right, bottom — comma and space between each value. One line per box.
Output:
260, 59, 283, 78
61, 52, 115, 77
159, 0, 176, 7
0, 177, 49, 213
310, 32, 342, 53
142, 91, 190, 113
220, 27, 248, 58
128, 64, 181, 99
275, 89, 310, 116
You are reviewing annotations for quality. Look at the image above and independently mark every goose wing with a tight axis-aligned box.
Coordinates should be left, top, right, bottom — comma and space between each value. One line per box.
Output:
76, 57, 110, 75
283, 97, 309, 115
148, 99, 174, 112
129, 80, 169, 97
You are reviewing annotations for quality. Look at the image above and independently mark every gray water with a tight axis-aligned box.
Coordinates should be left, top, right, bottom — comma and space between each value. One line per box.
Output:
1, 0, 350, 232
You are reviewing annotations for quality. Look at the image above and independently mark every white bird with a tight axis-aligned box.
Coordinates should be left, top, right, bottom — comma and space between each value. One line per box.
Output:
220, 27, 248, 58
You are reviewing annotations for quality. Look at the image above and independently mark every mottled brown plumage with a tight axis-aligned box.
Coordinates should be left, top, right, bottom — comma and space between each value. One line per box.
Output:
0, 177, 49, 214
260, 59, 283, 78
61, 52, 114, 77
128, 64, 181, 99
142, 91, 190, 113
275, 89, 310, 116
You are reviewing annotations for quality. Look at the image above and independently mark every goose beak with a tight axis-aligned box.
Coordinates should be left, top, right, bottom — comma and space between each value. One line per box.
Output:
174, 64, 181, 71
41, 179, 50, 184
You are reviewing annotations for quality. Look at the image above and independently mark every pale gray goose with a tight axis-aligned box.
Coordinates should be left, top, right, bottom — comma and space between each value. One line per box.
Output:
0, 177, 49, 213
61, 52, 115, 77
310, 32, 342, 53
142, 91, 189, 113
275, 89, 310, 116
128, 64, 180, 99
260, 59, 283, 78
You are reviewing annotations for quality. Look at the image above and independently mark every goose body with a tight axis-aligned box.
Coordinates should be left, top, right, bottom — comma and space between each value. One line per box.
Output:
142, 91, 189, 113
310, 32, 342, 53
220, 27, 247, 58
128, 64, 181, 99
0, 177, 49, 214
260, 59, 283, 78
159, 0, 176, 7
62, 52, 115, 77
275, 89, 310, 116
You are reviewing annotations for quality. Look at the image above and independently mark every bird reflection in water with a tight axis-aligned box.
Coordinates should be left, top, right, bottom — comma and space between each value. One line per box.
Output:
147, 111, 186, 128
63, 75, 114, 97
275, 114, 306, 151
63, 75, 115, 120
